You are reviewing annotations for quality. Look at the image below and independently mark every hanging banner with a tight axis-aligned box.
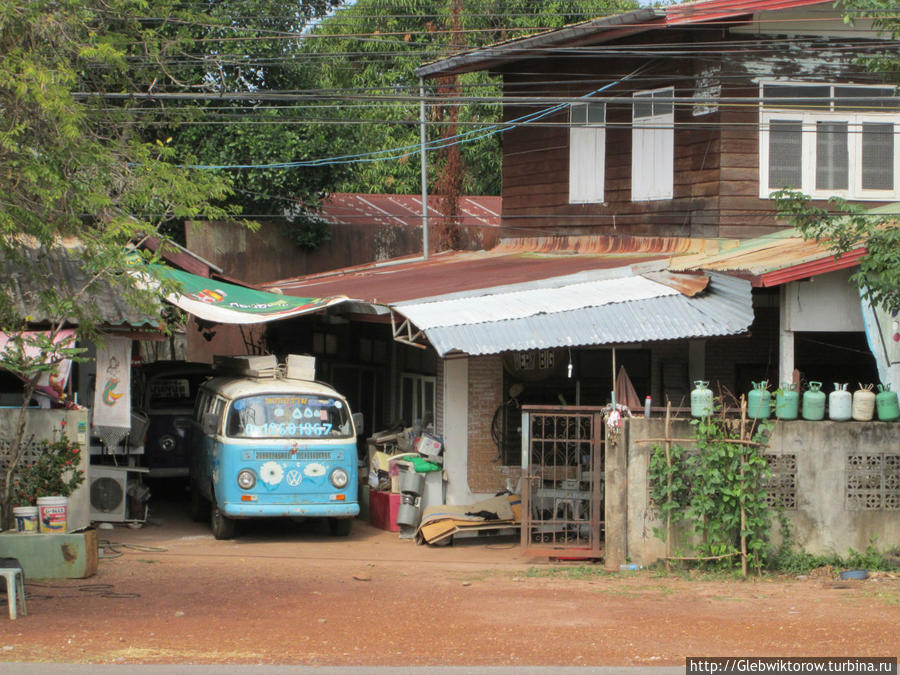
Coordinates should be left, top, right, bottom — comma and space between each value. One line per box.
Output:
148, 264, 347, 325
0, 329, 76, 401
92, 336, 132, 447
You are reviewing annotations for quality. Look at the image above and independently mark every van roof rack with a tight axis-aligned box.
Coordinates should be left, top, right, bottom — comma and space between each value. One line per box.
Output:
213, 354, 317, 381
214, 355, 280, 378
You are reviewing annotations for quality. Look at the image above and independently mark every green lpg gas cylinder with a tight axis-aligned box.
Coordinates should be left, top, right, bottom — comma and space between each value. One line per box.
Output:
802, 381, 826, 420
775, 383, 799, 420
876, 384, 900, 421
748, 381, 771, 420
690, 380, 713, 418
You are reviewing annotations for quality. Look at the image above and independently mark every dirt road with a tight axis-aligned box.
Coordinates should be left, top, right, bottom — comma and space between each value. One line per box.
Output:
3, 496, 898, 667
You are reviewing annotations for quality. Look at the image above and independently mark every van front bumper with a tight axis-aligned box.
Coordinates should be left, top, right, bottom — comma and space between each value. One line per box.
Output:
220, 502, 360, 519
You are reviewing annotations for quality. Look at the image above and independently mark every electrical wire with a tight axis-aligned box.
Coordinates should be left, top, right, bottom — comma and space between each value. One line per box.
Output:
172, 63, 650, 170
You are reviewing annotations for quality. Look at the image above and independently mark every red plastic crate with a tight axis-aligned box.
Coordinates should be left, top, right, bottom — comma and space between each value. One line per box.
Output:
368, 490, 401, 532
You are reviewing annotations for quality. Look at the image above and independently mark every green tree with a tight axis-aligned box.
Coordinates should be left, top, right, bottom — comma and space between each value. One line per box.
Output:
0, 0, 246, 527
302, 0, 637, 196
774, 193, 900, 314
162, 0, 347, 249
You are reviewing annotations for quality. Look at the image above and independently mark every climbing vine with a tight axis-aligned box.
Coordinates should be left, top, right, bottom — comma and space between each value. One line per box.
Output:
649, 402, 774, 574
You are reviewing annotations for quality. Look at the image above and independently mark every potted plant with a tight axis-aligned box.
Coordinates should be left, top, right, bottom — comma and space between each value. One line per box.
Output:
11, 433, 85, 509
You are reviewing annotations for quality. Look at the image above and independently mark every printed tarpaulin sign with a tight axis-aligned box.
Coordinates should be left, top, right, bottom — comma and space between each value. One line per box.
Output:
92, 336, 131, 447
0, 329, 76, 401
149, 264, 347, 325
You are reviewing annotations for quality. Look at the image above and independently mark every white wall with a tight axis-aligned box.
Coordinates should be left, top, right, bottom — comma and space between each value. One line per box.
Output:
441, 357, 472, 504
785, 269, 864, 332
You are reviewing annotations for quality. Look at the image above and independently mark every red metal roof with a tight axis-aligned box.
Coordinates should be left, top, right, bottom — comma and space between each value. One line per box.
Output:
260, 236, 714, 305
665, 0, 831, 25
314, 193, 501, 229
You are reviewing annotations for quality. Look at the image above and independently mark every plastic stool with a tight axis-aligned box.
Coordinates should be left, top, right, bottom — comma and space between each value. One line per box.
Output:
0, 567, 26, 619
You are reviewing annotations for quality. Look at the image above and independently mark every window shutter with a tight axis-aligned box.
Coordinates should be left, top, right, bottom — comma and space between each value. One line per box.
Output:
569, 126, 605, 202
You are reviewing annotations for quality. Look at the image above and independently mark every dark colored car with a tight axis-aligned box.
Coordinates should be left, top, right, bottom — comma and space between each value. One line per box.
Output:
134, 361, 215, 478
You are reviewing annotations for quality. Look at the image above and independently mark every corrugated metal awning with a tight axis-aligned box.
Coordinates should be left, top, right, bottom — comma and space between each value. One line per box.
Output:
390, 269, 751, 357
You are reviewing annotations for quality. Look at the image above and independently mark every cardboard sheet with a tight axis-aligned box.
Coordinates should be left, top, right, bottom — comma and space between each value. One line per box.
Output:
416, 493, 521, 544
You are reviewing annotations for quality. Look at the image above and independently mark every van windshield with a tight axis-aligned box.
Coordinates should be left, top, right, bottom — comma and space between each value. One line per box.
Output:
226, 394, 353, 439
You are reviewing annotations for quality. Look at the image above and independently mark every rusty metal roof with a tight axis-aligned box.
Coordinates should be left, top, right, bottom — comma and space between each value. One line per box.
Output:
314, 193, 501, 229
261, 236, 751, 356
260, 235, 717, 305
668, 228, 866, 287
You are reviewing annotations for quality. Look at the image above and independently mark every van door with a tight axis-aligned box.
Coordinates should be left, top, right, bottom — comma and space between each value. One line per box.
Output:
191, 392, 224, 501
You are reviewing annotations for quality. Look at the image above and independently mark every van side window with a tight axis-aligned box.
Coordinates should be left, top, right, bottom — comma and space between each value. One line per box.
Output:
194, 391, 209, 422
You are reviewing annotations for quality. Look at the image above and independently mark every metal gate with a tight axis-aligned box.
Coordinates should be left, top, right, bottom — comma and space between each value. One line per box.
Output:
520, 406, 604, 558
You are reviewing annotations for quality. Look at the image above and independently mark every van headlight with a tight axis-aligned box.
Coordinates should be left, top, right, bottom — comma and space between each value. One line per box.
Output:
330, 468, 349, 489
237, 469, 257, 490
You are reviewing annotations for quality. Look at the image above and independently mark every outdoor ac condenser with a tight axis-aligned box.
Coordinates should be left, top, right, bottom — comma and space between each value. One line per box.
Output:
88, 465, 129, 522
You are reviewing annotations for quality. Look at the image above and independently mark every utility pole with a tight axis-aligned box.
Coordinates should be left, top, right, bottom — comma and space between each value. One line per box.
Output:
419, 78, 429, 260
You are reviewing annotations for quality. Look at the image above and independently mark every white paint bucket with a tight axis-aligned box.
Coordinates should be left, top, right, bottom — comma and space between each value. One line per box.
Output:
37, 496, 68, 533
13, 506, 39, 533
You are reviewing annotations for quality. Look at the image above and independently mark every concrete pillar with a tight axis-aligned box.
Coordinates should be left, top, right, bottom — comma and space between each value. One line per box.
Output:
442, 356, 472, 504
604, 420, 628, 570
779, 284, 795, 386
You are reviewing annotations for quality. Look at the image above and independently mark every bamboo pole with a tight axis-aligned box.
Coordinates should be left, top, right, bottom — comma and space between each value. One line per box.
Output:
663, 552, 741, 562
664, 401, 672, 571
633, 438, 762, 446
739, 395, 748, 579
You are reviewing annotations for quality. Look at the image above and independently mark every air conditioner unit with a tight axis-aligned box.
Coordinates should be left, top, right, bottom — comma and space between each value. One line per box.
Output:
89, 466, 129, 522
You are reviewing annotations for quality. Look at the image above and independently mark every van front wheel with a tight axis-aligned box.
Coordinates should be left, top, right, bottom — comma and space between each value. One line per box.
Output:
211, 501, 236, 540
328, 517, 352, 537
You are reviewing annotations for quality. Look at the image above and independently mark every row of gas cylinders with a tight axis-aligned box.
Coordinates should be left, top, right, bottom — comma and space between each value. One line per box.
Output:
690, 381, 900, 422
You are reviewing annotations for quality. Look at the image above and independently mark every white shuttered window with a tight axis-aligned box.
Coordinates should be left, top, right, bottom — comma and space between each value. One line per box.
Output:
569, 102, 605, 203
759, 82, 900, 200
632, 87, 674, 201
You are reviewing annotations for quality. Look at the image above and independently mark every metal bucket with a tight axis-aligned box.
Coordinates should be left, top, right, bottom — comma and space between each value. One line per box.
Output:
399, 469, 425, 496
396, 501, 421, 528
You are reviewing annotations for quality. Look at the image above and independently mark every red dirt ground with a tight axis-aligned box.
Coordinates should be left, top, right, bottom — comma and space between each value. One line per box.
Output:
2, 496, 898, 667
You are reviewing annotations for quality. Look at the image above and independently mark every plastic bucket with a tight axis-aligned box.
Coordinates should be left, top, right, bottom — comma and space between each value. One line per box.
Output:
13, 506, 39, 534
37, 496, 68, 533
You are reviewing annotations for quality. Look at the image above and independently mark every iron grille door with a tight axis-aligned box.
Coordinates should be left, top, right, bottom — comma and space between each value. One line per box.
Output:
520, 406, 604, 558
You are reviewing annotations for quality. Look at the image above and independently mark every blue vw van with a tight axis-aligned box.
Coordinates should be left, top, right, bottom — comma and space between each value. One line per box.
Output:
189, 356, 360, 539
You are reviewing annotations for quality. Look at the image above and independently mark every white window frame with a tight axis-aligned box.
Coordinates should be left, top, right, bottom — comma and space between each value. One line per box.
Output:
632, 87, 674, 201
568, 101, 606, 204
400, 372, 435, 427
759, 81, 900, 200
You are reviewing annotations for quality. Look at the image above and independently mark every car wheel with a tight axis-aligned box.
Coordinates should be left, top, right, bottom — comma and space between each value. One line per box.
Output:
211, 500, 236, 540
328, 517, 352, 537
190, 482, 210, 522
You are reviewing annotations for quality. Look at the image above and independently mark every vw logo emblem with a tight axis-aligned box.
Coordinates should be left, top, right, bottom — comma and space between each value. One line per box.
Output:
286, 470, 303, 487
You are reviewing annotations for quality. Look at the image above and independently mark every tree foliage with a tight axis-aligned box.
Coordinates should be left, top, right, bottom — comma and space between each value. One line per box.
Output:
774, 191, 900, 314
0, 0, 262, 527
302, 0, 637, 196
163, 0, 347, 247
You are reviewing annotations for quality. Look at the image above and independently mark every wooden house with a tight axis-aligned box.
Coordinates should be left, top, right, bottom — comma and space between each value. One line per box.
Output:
416, 0, 899, 239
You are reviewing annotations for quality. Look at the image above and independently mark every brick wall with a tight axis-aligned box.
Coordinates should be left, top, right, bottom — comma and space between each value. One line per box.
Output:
435, 359, 444, 437
466, 355, 519, 493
